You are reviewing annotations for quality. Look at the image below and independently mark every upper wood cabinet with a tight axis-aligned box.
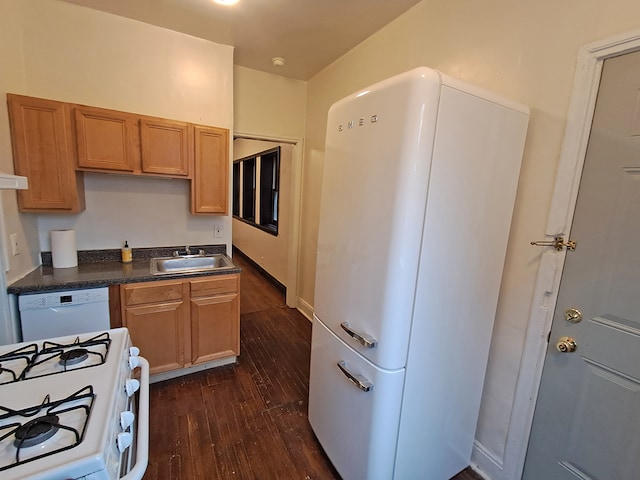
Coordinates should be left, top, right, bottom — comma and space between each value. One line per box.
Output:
74, 105, 138, 173
7, 94, 85, 213
75, 107, 193, 177
7, 93, 228, 214
140, 117, 191, 177
191, 125, 229, 215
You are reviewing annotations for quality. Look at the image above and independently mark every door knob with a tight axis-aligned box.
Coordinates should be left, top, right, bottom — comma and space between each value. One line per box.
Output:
556, 336, 577, 353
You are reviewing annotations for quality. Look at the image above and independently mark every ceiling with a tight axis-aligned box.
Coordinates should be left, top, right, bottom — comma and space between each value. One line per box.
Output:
61, 0, 421, 81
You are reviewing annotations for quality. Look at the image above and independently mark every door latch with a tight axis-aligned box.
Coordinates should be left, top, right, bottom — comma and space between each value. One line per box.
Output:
564, 308, 582, 323
530, 236, 576, 251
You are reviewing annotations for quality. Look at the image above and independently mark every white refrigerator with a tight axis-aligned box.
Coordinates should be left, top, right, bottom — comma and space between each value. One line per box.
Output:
308, 67, 529, 480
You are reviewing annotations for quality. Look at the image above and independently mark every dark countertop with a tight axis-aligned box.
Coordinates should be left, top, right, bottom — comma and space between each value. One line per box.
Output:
7, 244, 241, 295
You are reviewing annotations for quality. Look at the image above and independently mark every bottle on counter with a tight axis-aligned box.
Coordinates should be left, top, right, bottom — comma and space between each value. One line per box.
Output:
121, 240, 132, 263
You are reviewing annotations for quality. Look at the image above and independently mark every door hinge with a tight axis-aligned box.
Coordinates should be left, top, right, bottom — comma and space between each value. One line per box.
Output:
530, 236, 576, 251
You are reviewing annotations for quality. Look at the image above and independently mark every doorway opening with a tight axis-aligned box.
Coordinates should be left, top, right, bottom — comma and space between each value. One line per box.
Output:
495, 28, 640, 480
231, 132, 303, 309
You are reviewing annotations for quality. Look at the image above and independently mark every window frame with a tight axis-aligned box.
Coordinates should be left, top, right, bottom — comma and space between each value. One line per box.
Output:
241, 157, 256, 222
233, 146, 281, 236
258, 148, 280, 234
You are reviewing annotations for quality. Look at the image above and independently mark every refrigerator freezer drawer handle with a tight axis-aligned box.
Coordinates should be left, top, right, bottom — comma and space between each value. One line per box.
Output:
340, 322, 378, 348
337, 361, 373, 392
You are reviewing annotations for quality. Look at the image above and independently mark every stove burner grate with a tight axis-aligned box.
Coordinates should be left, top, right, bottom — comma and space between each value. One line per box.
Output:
0, 385, 95, 471
0, 344, 38, 385
13, 414, 59, 448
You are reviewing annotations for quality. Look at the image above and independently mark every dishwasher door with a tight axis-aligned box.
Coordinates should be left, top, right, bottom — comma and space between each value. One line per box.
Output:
19, 287, 111, 341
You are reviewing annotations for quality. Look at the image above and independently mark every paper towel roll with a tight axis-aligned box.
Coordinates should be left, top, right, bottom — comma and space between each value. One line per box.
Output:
51, 230, 78, 268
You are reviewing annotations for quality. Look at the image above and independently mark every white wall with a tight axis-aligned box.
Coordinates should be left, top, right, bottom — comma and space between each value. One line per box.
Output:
0, 0, 39, 284
234, 65, 307, 139
299, 1, 640, 479
232, 139, 293, 284
4, 0, 233, 260
37, 174, 221, 252
233, 66, 306, 296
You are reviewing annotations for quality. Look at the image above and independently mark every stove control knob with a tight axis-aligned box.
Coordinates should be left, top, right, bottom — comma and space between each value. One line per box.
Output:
128, 355, 141, 369
125, 379, 140, 397
129, 346, 140, 356
117, 432, 133, 453
120, 411, 135, 430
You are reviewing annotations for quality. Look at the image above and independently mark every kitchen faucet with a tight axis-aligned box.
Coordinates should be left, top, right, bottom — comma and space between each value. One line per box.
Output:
172, 246, 191, 256
172, 245, 205, 256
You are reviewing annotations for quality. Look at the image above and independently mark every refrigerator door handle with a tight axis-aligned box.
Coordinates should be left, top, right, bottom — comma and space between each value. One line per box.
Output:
340, 322, 378, 348
337, 360, 374, 392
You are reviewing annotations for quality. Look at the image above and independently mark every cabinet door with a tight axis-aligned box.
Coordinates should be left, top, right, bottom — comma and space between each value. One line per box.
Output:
7, 94, 84, 212
190, 293, 240, 364
121, 280, 188, 375
190, 274, 240, 364
191, 125, 229, 214
140, 117, 191, 177
124, 300, 187, 375
75, 105, 138, 172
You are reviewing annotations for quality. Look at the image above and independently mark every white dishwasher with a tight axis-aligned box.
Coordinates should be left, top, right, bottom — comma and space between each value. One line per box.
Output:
18, 287, 111, 341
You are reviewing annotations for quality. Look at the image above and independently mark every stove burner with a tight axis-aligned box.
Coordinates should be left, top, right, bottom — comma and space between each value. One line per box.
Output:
59, 348, 89, 366
22, 332, 112, 380
13, 414, 60, 448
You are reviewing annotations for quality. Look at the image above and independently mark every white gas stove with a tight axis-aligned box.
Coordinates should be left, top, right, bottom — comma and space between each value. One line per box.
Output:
0, 328, 149, 479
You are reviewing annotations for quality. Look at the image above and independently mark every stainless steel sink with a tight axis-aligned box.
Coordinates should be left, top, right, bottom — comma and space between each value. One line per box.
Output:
150, 254, 235, 275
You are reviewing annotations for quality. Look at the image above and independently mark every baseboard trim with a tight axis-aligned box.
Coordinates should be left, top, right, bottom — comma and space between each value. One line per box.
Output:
150, 356, 237, 384
296, 297, 313, 322
232, 246, 286, 295
471, 439, 502, 480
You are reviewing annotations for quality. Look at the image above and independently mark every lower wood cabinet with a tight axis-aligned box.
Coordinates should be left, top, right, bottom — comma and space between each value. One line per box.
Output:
120, 274, 239, 375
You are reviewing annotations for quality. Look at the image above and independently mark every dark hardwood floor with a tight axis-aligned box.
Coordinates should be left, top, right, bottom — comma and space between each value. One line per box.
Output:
143, 253, 483, 480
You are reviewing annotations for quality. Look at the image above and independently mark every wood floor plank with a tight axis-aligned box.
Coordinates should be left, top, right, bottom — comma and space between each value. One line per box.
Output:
234, 251, 285, 315
266, 400, 341, 479
175, 413, 195, 479
186, 408, 218, 478
143, 252, 481, 480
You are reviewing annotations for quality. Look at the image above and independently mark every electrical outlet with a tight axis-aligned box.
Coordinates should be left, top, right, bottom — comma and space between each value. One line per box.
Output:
9, 233, 19, 256
213, 224, 223, 238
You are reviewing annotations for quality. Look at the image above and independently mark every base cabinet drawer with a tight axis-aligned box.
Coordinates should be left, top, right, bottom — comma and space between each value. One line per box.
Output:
191, 275, 239, 297
122, 279, 184, 306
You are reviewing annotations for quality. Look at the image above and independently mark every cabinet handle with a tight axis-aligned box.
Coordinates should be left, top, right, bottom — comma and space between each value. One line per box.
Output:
340, 322, 378, 348
337, 361, 373, 392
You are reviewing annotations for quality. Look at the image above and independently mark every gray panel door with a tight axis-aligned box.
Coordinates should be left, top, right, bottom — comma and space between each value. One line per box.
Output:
523, 50, 640, 479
